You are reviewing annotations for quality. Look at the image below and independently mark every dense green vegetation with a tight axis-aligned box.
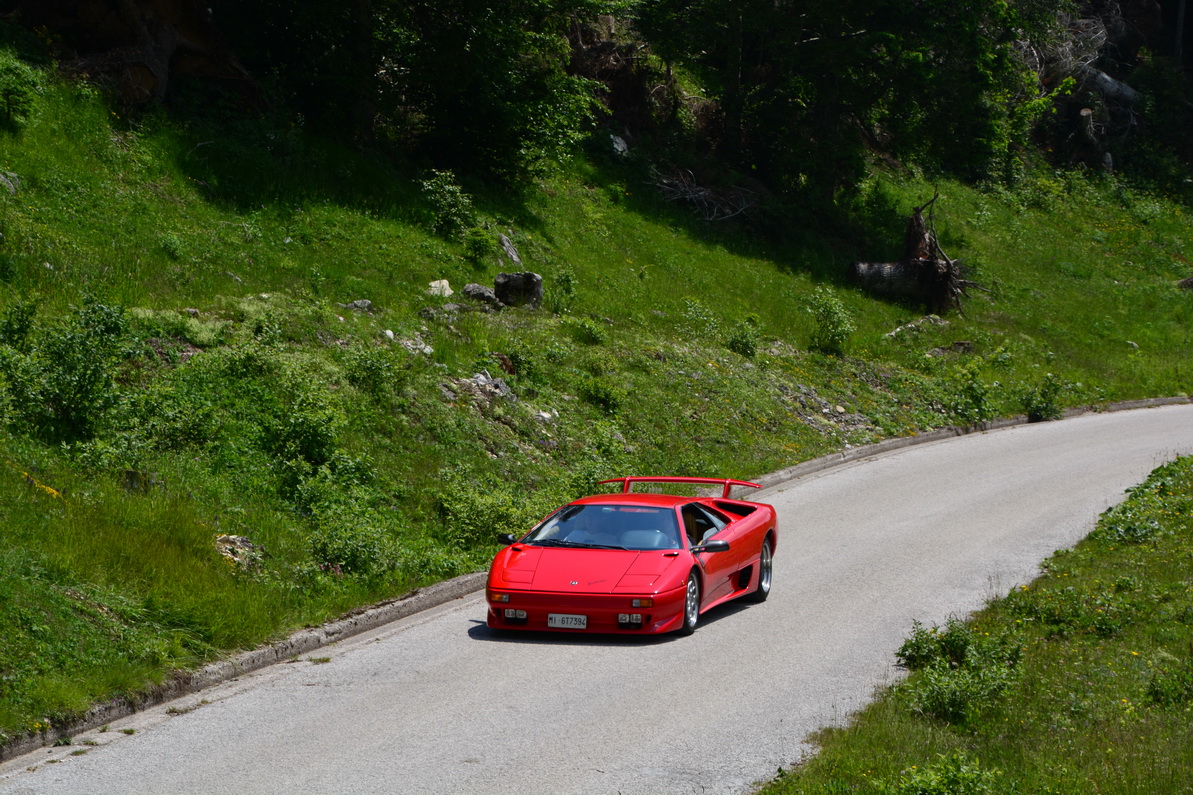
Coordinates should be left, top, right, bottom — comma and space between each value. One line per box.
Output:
0, 0, 1189, 761
764, 455, 1193, 794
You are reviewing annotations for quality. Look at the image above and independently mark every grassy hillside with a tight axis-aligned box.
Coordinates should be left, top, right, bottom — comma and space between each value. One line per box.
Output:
0, 61, 1190, 744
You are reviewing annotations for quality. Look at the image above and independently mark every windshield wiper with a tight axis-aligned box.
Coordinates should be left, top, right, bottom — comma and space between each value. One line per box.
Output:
528, 539, 629, 550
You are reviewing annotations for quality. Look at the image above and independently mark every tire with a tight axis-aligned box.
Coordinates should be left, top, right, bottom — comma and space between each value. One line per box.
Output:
677, 572, 700, 636
748, 537, 773, 603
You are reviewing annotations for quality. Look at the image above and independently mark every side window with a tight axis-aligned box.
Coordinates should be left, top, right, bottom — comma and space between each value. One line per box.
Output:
681, 504, 729, 546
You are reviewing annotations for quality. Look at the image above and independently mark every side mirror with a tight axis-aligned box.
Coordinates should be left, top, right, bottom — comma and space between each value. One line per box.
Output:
691, 539, 730, 554
497, 533, 517, 545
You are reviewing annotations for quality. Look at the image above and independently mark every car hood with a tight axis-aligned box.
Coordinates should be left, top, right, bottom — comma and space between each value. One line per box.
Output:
497, 546, 683, 593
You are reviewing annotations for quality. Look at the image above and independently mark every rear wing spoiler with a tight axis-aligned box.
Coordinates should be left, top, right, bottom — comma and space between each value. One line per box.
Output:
598, 476, 761, 499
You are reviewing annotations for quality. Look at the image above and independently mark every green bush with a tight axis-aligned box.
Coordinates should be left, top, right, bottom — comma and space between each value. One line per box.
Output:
807, 286, 854, 355
463, 227, 498, 263
547, 269, 577, 314
563, 316, 606, 345
0, 49, 42, 130
877, 753, 1004, 795
344, 344, 401, 398
726, 316, 760, 358
309, 504, 393, 577
437, 467, 552, 549
943, 360, 996, 426
1148, 656, 1193, 707
897, 618, 1021, 724
0, 300, 128, 443
1020, 371, 1065, 422
420, 169, 475, 237
579, 376, 623, 415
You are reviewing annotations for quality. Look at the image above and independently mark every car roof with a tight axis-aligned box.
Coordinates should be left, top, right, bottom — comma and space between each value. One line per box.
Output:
570, 493, 693, 509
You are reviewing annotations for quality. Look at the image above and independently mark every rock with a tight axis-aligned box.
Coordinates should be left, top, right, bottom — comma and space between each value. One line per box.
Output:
1179, 276, 1193, 290
0, 171, 20, 195
499, 234, 522, 265
535, 410, 557, 424
885, 315, 948, 338
427, 280, 453, 298
226, 271, 243, 283
215, 534, 264, 569
462, 283, 503, 307
494, 272, 543, 308
400, 334, 433, 355
611, 135, 628, 156
183, 308, 200, 317
471, 370, 516, 401
339, 299, 373, 313
383, 329, 395, 341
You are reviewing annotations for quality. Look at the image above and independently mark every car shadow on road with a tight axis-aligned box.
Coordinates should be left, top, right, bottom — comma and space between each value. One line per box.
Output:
465, 600, 754, 646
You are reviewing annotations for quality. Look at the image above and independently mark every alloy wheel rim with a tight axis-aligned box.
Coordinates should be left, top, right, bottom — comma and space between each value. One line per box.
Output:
686, 578, 699, 625
759, 542, 772, 593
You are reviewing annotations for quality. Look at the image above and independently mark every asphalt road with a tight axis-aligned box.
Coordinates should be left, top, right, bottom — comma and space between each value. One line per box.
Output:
3, 405, 1193, 795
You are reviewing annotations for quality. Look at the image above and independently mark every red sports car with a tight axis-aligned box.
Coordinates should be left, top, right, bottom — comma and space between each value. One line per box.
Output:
486, 477, 778, 635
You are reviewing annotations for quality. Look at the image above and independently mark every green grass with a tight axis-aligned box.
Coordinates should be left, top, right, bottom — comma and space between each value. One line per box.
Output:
763, 456, 1193, 794
0, 50, 1190, 745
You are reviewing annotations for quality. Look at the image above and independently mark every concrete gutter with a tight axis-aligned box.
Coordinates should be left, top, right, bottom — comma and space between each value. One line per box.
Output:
2, 395, 1188, 762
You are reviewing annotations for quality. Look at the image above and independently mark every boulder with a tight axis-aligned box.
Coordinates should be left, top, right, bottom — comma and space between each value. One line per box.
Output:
494, 272, 543, 308
462, 283, 503, 307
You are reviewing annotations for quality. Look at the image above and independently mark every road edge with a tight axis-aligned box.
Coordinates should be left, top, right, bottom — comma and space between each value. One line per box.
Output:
2, 395, 1187, 762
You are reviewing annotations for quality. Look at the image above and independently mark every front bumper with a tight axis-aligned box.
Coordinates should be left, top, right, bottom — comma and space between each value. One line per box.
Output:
486, 583, 687, 634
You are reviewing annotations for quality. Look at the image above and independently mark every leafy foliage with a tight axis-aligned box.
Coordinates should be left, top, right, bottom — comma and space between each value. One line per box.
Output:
807, 287, 854, 355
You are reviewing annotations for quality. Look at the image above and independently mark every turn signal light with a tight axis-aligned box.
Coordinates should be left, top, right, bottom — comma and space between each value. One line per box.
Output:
631, 598, 653, 608
490, 591, 510, 603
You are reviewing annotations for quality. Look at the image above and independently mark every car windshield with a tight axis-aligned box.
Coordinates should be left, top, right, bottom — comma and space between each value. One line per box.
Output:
523, 504, 682, 551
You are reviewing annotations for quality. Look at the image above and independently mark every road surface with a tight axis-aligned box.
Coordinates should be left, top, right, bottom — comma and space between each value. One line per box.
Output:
3, 405, 1192, 794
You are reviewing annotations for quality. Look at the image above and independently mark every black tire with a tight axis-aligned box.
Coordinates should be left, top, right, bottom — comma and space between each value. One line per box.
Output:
748, 537, 773, 603
677, 572, 700, 636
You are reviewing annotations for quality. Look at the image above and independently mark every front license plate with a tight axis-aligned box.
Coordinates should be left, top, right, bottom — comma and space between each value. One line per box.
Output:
547, 613, 587, 629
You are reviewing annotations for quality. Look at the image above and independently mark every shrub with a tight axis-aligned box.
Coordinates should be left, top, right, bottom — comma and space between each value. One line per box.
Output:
897, 618, 1021, 724
437, 467, 551, 549
547, 269, 577, 314
420, 169, 475, 237
943, 361, 996, 426
726, 317, 759, 358
463, 227, 498, 263
0, 49, 42, 130
563, 316, 606, 345
265, 379, 344, 466
1020, 371, 1065, 422
309, 504, 393, 577
344, 344, 401, 397
807, 286, 854, 355
0, 298, 36, 350
877, 753, 1004, 795
579, 376, 622, 415
1148, 655, 1193, 707
679, 297, 721, 340
0, 299, 128, 443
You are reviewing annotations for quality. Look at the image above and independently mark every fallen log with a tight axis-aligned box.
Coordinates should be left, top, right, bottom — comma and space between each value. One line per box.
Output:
849, 194, 980, 314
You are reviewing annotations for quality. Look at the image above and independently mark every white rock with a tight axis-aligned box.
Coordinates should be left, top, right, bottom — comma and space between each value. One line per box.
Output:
428, 279, 453, 297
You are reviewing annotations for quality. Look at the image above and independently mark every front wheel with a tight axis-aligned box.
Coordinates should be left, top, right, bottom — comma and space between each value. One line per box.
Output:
748, 538, 773, 603
677, 572, 700, 636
